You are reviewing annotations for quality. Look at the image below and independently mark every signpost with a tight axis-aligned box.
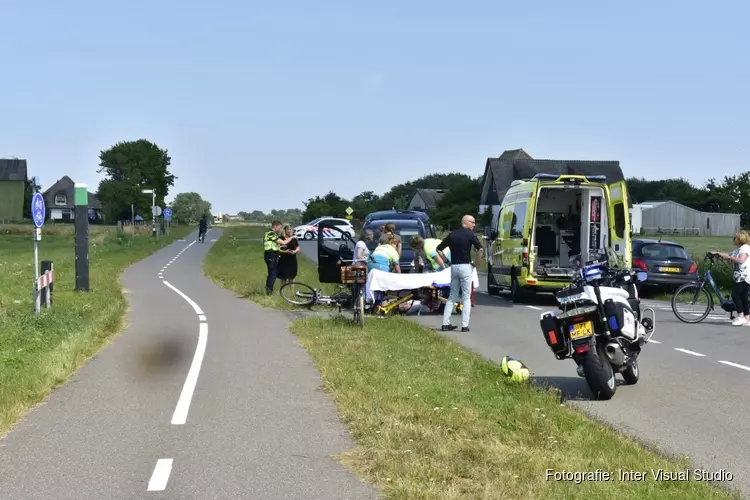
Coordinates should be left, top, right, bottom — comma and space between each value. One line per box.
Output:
74, 183, 90, 292
164, 208, 172, 236
142, 188, 156, 237
31, 193, 45, 313
345, 206, 354, 220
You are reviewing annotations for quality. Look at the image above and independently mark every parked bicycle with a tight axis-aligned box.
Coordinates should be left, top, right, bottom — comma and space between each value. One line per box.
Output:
279, 259, 367, 327
671, 252, 737, 323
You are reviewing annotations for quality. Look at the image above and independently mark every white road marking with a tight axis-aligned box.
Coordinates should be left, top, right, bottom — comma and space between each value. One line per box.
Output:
171, 321, 208, 425
718, 360, 750, 371
648, 339, 661, 344
163, 281, 204, 315
526, 305, 543, 310
674, 348, 705, 357
147, 458, 173, 491
198, 314, 206, 322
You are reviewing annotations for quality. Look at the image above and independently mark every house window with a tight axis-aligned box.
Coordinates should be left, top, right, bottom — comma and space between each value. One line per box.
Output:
54, 193, 67, 205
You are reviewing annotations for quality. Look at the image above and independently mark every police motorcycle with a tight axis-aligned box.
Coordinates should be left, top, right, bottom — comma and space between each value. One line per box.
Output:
539, 248, 656, 400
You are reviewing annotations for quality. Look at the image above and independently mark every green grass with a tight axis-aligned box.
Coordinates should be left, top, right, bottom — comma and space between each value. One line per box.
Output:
203, 227, 741, 500
0, 223, 192, 435
202, 225, 337, 309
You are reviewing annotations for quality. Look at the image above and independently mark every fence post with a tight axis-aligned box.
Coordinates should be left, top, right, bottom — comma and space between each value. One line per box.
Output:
41, 260, 54, 306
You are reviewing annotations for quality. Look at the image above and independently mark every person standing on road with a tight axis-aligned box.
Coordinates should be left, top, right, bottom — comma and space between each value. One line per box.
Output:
353, 229, 374, 266
263, 220, 293, 295
198, 215, 208, 242
715, 230, 750, 326
437, 215, 483, 332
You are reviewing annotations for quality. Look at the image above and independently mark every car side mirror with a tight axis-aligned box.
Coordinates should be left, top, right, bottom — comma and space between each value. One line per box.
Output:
636, 271, 647, 282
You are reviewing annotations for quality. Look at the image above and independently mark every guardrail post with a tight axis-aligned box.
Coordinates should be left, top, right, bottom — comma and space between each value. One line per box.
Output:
41, 260, 54, 306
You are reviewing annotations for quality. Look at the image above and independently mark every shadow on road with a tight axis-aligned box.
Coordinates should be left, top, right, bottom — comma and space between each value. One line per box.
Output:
532, 375, 630, 402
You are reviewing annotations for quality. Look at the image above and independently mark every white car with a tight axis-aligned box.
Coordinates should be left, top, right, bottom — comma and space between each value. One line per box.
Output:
294, 217, 355, 240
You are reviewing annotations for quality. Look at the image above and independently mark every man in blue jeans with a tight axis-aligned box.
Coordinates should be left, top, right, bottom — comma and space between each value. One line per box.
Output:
437, 214, 483, 332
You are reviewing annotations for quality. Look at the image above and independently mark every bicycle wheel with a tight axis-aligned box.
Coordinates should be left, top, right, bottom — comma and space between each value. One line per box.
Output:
280, 282, 317, 306
353, 288, 365, 328
671, 283, 713, 323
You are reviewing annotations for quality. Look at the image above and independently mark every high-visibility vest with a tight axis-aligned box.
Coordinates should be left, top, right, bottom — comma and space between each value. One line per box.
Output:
263, 230, 280, 251
423, 238, 450, 269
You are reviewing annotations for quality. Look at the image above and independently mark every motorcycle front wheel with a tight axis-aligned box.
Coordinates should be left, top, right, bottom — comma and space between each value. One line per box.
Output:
582, 342, 617, 400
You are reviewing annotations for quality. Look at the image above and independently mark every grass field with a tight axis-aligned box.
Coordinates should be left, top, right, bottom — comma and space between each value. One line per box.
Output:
201, 225, 337, 309
0, 223, 192, 435
203, 226, 741, 500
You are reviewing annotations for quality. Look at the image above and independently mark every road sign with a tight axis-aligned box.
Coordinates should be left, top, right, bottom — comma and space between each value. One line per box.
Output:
164, 208, 172, 220
152, 206, 163, 217
31, 193, 45, 228
345, 206, 354, 216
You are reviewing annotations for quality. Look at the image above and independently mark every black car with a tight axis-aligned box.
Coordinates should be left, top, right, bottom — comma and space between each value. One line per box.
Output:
361, 218, 436, 272
631, 238, 698, 289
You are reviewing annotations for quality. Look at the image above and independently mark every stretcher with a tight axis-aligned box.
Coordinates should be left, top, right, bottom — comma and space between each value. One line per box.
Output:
364, 267, 480, 314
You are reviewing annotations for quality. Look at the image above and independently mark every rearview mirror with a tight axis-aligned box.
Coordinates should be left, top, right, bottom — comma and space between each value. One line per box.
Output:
636, 271, 648, 282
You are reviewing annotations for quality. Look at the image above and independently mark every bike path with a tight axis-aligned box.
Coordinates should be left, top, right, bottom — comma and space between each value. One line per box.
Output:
0, 230, 379, 500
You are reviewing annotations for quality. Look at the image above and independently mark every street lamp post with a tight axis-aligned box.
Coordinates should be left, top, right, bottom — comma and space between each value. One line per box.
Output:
142, 188, 156, 237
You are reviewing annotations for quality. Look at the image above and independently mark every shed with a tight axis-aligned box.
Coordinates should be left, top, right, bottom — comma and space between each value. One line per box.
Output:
406, 188, 446, 212
632, 200, 740, 237
0, 158, 28, 222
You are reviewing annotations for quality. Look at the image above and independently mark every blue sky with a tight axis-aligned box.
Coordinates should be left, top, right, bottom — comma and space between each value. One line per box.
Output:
2, 1, 747, 214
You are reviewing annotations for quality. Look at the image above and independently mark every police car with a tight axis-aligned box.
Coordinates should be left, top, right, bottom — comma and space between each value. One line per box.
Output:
294, 217, 355, 240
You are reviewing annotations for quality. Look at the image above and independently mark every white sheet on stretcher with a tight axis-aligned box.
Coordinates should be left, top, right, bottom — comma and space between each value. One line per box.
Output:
365, 267, 480, 303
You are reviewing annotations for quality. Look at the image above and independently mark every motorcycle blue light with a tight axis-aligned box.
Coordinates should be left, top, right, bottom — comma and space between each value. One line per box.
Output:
584, 267, 601, 277
608, 316, 619, 330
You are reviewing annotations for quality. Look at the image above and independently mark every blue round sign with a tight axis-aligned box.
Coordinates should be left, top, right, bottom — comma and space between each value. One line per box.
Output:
164, 208, 172, 219
31, 193, 45, 228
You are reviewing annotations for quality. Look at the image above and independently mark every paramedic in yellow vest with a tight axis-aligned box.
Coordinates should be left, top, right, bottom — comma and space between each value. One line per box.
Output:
263, 220, 293, 294
410, 236, 451, 271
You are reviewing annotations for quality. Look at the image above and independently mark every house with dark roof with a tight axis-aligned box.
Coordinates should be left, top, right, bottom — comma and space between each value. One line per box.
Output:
0, 158, 28, 222
406, 188, 446, 212
479, 148, 627, 228
42, 176, 103, 222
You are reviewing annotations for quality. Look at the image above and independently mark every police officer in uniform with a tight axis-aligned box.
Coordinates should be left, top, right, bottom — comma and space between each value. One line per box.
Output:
263, 220, 293, 294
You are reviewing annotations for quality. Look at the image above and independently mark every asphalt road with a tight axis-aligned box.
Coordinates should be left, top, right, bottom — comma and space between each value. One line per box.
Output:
0, 230, 379, 500
298, 240, 750, 497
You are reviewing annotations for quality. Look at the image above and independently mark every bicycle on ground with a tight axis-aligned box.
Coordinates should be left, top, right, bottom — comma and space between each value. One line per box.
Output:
279, 259, 367, 327
671, 252, 737, 323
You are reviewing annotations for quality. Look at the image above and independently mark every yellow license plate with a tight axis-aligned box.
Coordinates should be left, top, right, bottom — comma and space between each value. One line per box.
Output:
570, 321, 593, 340
660, 266, 680, 273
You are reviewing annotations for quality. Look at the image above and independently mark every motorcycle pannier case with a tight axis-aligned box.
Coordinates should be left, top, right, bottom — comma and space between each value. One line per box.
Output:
540, 313, 570, 359
603, 299, 626, 338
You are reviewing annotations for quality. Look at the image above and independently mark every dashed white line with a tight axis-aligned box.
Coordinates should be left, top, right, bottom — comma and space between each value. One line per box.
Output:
526, 305, 543, 311
648, 339, 661, 344
147, 458, 173, 491
718, 360, 750, 371
171, 321, 208, 425
674, 348, 705, 357
198, 314, 206, 322
163, 281, 204, 315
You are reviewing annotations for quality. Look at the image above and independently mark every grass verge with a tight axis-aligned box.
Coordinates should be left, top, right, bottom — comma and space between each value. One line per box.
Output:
203, 227, 740, 499
0, 223, 192, 435
202, 225, 337, 309
289, 315, 740, 499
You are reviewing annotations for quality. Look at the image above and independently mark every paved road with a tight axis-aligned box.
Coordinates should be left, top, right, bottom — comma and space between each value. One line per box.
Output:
298, 240, 750, 497
0, 230, 379, 500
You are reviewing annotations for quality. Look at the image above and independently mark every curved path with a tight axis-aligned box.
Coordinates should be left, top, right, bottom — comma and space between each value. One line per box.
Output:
299, 240, 749, 497
0, 230, 379, 500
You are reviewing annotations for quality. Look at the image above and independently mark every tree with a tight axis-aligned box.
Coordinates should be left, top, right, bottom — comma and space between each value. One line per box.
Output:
95, 139, 176, 222
170, 192, 212, 225
430, 176, 483, 230
301, 191, 351, 221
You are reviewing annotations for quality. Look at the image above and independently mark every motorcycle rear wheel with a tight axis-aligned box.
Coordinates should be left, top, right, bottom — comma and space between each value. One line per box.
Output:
582, 342, 617, 400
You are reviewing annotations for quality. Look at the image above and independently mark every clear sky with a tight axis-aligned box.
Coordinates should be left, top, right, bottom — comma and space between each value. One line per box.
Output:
2, 1, 747, 214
